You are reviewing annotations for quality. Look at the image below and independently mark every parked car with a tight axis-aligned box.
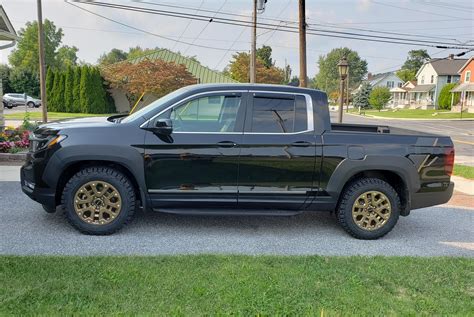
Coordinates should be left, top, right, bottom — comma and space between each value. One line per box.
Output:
3, 93, 41, 109
21, 84, 455, 239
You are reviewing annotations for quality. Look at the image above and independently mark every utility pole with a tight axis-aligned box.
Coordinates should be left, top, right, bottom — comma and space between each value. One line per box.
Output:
37, 0, 48, 123
249, 0, 257, 83
298, 0, 307, 87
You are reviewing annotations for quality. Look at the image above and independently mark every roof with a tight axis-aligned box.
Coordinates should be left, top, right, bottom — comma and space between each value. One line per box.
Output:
410, 84, 436, 92
128, 49, 237, 84
451, 82, 474, 92
426, 58, 468, 76
0, 5, 17, 48
457, 57, 474, 74
367, 72, 400, 86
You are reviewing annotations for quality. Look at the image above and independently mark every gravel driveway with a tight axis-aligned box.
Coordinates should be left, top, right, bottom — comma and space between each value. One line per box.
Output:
1, 181, 472, 257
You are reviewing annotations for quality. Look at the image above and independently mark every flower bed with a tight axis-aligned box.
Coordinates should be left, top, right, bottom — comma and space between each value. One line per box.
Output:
0, 127, 30, 153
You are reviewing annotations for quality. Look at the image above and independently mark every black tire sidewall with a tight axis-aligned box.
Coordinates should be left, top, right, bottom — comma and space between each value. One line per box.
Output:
63, 168, 135, 234
339, 178, 400, 239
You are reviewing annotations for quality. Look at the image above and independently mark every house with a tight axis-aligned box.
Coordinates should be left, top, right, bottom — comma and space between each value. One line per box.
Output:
109, 49, 237, 112
353, 72, 403, 94
389, 80, 416, 108
408, 58, 467, 109
450, 57, 474, 113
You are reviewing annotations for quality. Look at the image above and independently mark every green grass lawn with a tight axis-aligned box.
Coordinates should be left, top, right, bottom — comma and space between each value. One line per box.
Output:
454, 164, 474, 180
350, 109, 474, 119
3, 112, 115, 121
1, 255, 472, 315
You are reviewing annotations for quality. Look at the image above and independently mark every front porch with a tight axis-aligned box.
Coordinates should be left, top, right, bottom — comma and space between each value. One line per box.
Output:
451, 83, 474, 113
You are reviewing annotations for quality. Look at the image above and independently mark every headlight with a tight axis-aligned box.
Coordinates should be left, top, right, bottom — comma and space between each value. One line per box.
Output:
29, 134, 67, 152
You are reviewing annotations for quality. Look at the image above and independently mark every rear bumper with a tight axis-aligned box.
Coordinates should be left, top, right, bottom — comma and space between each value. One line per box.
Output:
20, 165, 56, 208
410, 182, 454, 210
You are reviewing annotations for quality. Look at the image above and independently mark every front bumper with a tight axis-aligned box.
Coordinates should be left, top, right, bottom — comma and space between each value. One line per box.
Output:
20, 164, 56, 208
410, 181, 454, 210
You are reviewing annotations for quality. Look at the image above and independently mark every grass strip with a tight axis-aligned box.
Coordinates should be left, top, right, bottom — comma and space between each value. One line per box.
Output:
454, 164, 474, 180
3, 112, 114, 121
0, 255, 472, 315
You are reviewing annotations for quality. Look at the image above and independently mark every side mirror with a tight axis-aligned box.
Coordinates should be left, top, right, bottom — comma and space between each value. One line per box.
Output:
154, 118, 173, 135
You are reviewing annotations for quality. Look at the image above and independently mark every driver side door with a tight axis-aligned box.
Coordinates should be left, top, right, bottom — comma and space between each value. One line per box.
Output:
144, 91, 247, 209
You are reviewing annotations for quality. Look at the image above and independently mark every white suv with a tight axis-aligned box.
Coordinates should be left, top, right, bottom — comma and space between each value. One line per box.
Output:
3, 93, 42, 109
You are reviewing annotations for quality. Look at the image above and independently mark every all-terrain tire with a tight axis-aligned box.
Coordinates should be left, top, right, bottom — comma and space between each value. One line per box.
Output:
61, 166, 136, 235
337, 177, 400, 240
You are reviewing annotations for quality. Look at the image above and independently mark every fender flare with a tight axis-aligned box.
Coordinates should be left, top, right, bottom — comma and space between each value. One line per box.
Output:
43, 145, 149, 209
325, 155, 420, 201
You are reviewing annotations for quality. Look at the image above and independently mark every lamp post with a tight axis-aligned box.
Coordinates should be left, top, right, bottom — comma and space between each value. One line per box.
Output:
337, 57, 349, 123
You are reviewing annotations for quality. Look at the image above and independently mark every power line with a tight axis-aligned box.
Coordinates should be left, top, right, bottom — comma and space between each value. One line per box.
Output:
183, 0, 228, 55
262, 0, 291, 45
171, 0, 205, 51
72, 1, 474, 49
65, 1, 245, 52
214, 26, 247, 70
370, 0, 461, 19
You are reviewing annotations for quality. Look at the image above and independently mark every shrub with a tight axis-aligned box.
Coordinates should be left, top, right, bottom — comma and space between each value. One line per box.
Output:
438, 83, 460, 110
64, 66, 74, 112
369, 86, 391, 111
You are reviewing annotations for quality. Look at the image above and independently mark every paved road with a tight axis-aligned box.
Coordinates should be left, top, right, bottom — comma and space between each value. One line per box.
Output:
331, 112, 474, 165
1, 181, 472, 257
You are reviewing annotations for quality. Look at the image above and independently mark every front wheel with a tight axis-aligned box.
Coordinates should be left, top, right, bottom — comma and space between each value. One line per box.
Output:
61, 166, 136, 235
337, 178, 400, 240
27, 101, 35, 108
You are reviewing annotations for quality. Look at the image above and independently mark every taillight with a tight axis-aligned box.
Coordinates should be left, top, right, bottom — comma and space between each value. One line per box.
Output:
445, 148, 455, 176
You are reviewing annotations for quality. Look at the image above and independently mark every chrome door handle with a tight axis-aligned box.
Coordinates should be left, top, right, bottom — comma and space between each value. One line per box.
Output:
217, 141, 237, 148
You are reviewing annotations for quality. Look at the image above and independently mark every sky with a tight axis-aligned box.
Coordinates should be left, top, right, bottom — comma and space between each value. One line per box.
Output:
0, 0, 473, 78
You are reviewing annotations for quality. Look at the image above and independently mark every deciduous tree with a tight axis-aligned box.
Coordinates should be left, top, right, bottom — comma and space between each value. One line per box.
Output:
228, 52, 284, 84
369, 86, 391, 111
101, 59, 197, 104
314, 47, 368, 95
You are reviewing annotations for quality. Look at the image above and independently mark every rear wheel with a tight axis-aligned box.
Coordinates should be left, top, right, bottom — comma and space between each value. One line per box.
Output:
61, 166, 136, 235
337, 177, 400, 239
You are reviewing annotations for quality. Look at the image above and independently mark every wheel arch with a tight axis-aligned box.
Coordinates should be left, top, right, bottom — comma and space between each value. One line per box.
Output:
326, 156, 419, 216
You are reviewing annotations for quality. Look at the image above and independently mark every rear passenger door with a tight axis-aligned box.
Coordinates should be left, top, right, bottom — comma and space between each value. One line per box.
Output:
237, 91, 317, 210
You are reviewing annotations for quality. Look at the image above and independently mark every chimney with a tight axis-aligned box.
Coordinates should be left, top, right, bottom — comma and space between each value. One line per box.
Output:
448, 54, 454, 60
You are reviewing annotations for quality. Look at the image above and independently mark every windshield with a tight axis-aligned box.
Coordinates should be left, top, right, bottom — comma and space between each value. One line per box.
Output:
121, 86, 191, 123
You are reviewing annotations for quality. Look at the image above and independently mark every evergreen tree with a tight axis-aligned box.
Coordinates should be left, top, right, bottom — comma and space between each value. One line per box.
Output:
49, 70, 60, 111
63, 66, 74, 112
72, 66, 81, 112
45, 68, 54, 107
90, 67, 106, 114
56, 71, 66, 112
80, 66, 91, 113
353, 82, 372, 109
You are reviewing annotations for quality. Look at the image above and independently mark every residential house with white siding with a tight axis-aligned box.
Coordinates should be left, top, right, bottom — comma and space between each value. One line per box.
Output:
409, 58, 467, 108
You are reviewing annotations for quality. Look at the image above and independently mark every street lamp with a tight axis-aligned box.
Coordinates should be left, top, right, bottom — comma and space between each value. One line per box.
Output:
337, 57, 349, 123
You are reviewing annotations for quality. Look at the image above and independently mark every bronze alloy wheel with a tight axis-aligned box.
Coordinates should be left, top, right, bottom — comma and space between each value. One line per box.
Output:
73, 180, 122, 225
352, 190, 392, 231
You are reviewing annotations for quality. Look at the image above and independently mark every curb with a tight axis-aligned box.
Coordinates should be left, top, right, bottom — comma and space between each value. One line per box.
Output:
0, 152, 27, 162
346, 112, 474, 121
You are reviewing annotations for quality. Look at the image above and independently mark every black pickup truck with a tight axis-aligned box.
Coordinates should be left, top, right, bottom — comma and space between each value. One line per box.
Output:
21, 84, 455, 239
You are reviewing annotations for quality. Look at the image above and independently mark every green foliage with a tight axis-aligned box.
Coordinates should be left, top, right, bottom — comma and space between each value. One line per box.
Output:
314, 47, 368, 94
438, 83, 460, 110
72, 67, 82, 112
45, 68, 54, 108
353, 82, 372, 109
0, 64, 13, 94
8, 69, 40, 97
8, 19, 77, 74
396, 69, 416, 82
98, 48, 128, 66
369, 87, 391, 111
256, 45, 273, 68
63, 66, 74, 112
56, 72, 66, 112
400, 49, 430, 76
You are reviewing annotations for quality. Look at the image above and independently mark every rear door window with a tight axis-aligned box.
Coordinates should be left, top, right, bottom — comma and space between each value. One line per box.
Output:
249, 94, 308, 133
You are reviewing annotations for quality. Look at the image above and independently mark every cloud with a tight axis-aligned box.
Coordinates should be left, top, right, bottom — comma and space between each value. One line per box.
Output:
357, 0, 371, 11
